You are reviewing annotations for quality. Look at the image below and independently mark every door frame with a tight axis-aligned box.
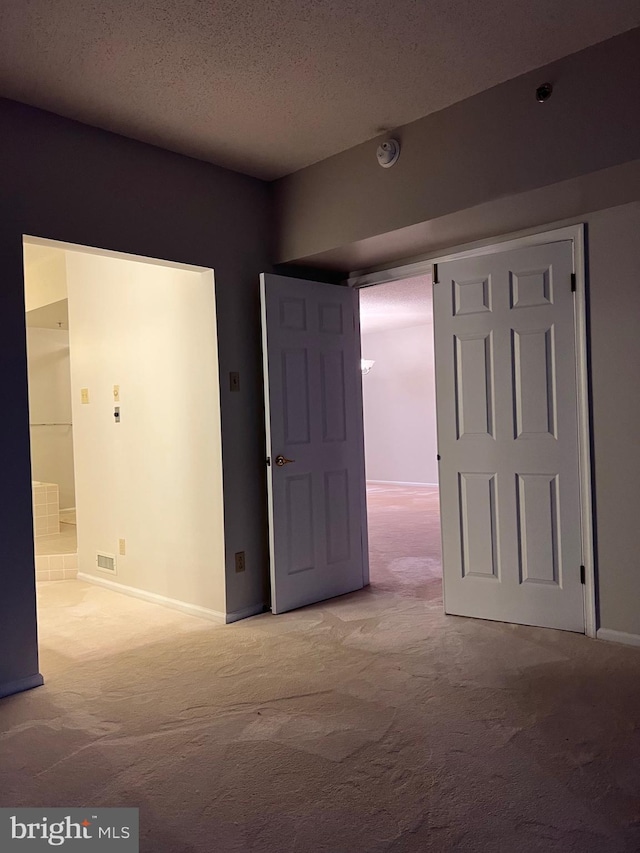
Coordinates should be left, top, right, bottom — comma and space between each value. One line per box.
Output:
348, 224, 596, 638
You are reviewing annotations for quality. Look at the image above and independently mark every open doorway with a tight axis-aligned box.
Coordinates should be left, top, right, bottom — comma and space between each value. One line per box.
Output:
350, 227, 595, 635
358, 275, 442, 602
23, 236, 227, 668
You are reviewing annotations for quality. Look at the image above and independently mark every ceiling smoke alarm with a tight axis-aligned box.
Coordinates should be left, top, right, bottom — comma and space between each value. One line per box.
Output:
376, 139, 400, 168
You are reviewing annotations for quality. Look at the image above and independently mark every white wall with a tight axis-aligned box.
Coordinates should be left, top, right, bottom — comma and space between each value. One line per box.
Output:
25, 327, 75, 508
361, 323, 438, 484
23, 247, 67, 312
65, 250, 226, 617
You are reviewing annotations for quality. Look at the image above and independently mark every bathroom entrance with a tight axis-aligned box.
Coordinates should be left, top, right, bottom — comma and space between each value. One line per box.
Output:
23, 236, 228, 665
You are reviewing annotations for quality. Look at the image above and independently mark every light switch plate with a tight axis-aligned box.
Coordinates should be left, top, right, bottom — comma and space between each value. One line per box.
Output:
118, 539, 126, 556
81, 388, 90, 404
113, 385, 120, 401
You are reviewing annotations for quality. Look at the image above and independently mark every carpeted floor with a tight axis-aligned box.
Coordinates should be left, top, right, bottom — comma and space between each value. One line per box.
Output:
2, 485, 640, 852
366, 484, 441, 600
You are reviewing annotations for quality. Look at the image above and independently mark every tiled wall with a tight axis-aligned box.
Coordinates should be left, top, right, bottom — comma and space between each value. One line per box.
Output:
33, 481, 60, 537
35, 553, 78, 582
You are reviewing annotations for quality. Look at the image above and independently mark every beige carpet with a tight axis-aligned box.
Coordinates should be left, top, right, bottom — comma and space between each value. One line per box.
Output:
366, 484, 442, 601
2, 486, 640, 852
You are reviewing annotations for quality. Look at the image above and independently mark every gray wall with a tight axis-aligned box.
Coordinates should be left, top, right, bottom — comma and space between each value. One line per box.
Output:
0, 99, 271, 697
273, 28, 640, 266
361, 325, 438, 485
586, 203, 640, 635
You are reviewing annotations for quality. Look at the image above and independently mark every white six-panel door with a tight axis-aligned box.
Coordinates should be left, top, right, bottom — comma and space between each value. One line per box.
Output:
261, 273, 367, 614
434, 241, 585, 632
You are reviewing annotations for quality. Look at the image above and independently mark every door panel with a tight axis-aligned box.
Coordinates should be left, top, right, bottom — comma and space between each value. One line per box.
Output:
261, 273, 367, 614
435, 241, 584, 632
454, 332, 495, 438
459, 472, 500, 579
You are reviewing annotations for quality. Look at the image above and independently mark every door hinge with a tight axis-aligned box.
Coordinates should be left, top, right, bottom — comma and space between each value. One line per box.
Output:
266, 457, 271, 467
571, 273, 576, 292
433, 264, 439, 284
580, 565, 586, 584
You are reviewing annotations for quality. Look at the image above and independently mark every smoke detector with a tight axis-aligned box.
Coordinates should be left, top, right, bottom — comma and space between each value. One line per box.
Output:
376, 139, 400, 169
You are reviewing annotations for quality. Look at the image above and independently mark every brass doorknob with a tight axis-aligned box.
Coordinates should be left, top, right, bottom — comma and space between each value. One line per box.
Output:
275, 454, 295, 467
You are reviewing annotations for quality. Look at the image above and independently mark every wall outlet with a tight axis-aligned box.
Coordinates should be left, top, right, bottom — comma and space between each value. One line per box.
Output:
118, 538, 126, 556
81, 388, 90, 404
113, 385, 120, 401
235, 551, 246, 573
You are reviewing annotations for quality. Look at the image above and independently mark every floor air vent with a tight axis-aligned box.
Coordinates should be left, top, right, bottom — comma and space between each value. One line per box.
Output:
96, 552, 117, 574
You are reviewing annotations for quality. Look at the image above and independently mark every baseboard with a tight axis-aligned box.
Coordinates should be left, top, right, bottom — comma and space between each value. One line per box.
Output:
77, 572, 227, 624
0, 673, 45, 700
225, 603, 269, 624
597, 628, 640, 648
366, 480, 439, 487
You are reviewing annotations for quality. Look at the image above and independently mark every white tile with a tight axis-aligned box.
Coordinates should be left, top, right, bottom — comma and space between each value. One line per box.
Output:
35, 504, 47, 517
36, 570, 50, 581
49, 555, 64, 570
50, 569, 64, 581
34, 491, 47, 506
63, 554, 78, 569
35, 555, 48, 570
63, 569, 78, 579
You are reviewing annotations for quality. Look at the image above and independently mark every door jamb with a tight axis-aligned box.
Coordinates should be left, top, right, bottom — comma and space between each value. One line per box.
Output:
348, 223, 597, 638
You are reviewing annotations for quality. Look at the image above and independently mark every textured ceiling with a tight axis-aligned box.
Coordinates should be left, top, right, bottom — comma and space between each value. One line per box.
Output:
1, 2, 639, 179
359, 276, 432, 334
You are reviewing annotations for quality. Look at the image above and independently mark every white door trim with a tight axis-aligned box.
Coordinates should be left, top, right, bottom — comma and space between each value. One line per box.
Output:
350, 224, 596, 638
